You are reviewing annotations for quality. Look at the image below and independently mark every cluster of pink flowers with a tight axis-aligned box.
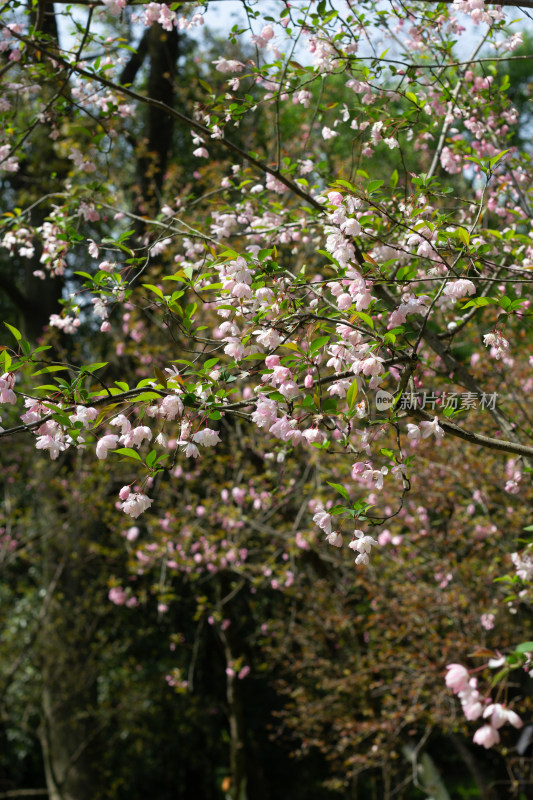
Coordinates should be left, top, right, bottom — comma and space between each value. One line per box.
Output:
0, 373, 16, 405
483, 331, 510, 360
446, 664, 522, 748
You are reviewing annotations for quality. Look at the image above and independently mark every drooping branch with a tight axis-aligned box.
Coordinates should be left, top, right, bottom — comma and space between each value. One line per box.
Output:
408, 407, 533, 459
2, 25, 326, 214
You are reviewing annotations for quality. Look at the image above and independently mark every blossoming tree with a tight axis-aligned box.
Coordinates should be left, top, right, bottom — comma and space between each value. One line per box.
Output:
1, 0, 533, 787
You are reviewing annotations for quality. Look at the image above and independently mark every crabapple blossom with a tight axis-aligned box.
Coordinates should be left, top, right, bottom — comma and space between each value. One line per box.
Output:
1, 0, 533, 769
445, 663, 470, 693
473, 725, 500, 749
483, 703, 523, 730
0, 373, 16, 404
313, 507, 333, 536
483, 331, 510, 360
443, 279, 476, 298
121, 492, 153, 518
419, 416, 445, 441
325, 532, 343, 547
348, 531, 379, 565
191, 428, 221, 447
96, 434, 120, 459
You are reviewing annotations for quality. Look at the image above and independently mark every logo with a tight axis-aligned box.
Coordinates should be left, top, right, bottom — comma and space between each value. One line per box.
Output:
375, 390, 394, 410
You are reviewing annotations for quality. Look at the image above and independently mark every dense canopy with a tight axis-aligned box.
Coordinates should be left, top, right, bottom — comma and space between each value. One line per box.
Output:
0, 0, 533, 797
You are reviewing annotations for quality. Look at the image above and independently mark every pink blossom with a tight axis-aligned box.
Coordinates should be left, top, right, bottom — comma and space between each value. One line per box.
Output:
325, 532, 343, 547
295, 532, 310, 550
191, 428, 221, 447
483, 331, 509, 360
445, 663, 469, 693
407, 424, 421, 442
473, 724, 500, 749
322, 126, 338, 140
121, 425, 152, 448
349, 531, 378, 555
213, 58, 245, 74
313, 508, 332, 535
0, 373, 16, 404
121, 492, 153, 518
337, 292, 353, 310
96, 434, 119, 459
480, 613, 495, 630
419, 416, 445, 441
126, 526, 139, 542
109, 586, 127, 605
327, 191, 344, 206
483, 703, 522, 730
183, 443, 200, 458
443, 279, 476, 298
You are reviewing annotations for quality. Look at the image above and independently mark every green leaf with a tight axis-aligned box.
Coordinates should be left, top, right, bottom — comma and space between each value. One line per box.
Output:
83, 362, 109, 373
142, 284, 164, 300
146, 449, 158, 467
4, 322, 22, 341
456, 227, 470, 247
489, 149, 509, 168
346, 377, 359, 409
199, 78, 214, 94
327, 482, 349, 501
390, 169, 399, 188
31, 366, 70, 376
515, 642, 533, 654
198, 283, 223, 292
0, 350, 11, 372
351, 311, 374, 329
113, 447, 143, 461
461, 297, 496, 309
309, 335, 330, 355
132, 391, 164, 401
367, 179, 384, 193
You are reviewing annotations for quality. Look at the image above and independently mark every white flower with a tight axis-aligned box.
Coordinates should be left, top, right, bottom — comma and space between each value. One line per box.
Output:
121, 425, 152, 448
473, 725, 500, 749
191, 428, 221, 447
407, 424, 421, 441
121, 492, 153, 519
419, 416, 445, 441
483, 331, 509, 360
349, 531, 378, 554
443, 279, 476, 299
313, 508, 332, 535
322, 126, 338, 140
325, 531, 343, 547
483, 703, 523, 730
96, 434, 119, 459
